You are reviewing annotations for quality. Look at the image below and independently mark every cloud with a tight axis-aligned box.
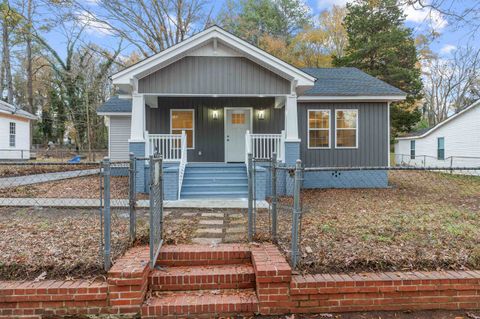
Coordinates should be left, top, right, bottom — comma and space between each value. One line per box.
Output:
403, 3, 448, 32
76, 11, 113, 36
317, 0, 348, 10
83, 0, 99, 5
440, 44, 457, 55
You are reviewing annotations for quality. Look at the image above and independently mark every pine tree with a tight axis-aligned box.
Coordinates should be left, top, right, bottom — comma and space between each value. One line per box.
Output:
334, 0, 423, 135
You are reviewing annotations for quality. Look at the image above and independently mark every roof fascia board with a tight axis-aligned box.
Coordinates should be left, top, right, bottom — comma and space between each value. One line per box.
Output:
396, 100, 480, 140
97, 112, 132, 116
112, 26, 315, 86
298, 95, 406, 102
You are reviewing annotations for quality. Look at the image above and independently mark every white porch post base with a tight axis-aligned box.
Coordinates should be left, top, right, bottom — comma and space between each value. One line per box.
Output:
130, 93, 146, 143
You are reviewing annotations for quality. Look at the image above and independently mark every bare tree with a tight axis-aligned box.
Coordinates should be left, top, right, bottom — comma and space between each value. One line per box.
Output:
422, 46, 480, 125
0, 0, 18, 103
74, 0, 213, 58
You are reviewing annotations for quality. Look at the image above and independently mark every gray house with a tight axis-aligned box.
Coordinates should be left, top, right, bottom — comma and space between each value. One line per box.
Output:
98, 26, 406, 200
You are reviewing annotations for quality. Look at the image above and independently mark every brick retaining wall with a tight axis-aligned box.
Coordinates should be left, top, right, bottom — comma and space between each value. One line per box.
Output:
1, 244, 480, 318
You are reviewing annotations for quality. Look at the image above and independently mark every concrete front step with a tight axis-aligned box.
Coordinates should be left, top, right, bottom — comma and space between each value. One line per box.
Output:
141, 289, 259, 318
157, 244, 251, 267
149, 264, 255, 291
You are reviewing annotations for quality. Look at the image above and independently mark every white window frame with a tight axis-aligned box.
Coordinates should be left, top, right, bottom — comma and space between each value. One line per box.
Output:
9, 122, 16, 148
170, 109, 195, 149
410, 140, 415, 159
307, 109, 331, 149
335, 109, 359, 149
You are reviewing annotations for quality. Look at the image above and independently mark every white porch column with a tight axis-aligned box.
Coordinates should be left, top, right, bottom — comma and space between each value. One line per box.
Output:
284, 94, 299, 141
130, 93, 146, 142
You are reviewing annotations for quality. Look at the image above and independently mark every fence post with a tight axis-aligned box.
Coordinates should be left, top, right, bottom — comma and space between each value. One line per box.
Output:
102, 157, 111, 271
271, 152, 277, 243
247, 153, 253, 242
149, 155, 154, 268
291, 159, 302, 269
128, 153, 136, 243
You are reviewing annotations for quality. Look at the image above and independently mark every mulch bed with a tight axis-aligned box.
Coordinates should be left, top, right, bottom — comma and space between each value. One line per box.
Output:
256, 170, 480, 274
0, 207, 200, 280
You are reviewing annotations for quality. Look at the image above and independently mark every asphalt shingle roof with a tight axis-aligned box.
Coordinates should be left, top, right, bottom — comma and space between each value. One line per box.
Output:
301, 67, 407, 97
97, 96, 132, 113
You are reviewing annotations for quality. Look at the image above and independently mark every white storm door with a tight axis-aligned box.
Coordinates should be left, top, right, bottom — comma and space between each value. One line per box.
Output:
225, 108, 251, 162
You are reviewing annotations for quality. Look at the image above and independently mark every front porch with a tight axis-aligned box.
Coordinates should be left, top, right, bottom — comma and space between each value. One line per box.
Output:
129, 96, 299, 200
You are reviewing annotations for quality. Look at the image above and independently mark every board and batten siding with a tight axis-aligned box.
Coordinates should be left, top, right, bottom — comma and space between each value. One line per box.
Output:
109, 116, 131, 161
394, 104, 480, 167
146, 97, 284, 162
138, 56, 291, 95
298, 102, 389, 167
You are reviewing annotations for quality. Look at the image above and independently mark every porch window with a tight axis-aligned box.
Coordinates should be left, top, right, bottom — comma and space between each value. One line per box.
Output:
335, 109, 358, 148
171, 109, 194, 149
308, 110, 330, 149
9, 122, 16, 147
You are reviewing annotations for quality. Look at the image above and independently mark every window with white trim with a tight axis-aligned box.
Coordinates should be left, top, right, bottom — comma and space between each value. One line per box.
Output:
9, 122, 16, 147
171, 110, 194, 149
437, 137, 445, 160
335, 110, 358, 148
410, 140, 415, 159
308, 110, 330, 148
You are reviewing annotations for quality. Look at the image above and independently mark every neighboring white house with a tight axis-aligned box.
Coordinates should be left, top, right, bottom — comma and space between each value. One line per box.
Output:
0, 100, 37, 160
395, 100, 480, 168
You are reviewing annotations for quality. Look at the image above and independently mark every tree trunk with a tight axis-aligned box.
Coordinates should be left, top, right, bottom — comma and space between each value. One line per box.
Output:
2, 16, 13, 104
26, 0, 34, 144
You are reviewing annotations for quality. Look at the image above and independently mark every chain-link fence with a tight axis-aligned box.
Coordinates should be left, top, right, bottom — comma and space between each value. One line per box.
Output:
249, 155, 480, 272
148, 155, 164, 268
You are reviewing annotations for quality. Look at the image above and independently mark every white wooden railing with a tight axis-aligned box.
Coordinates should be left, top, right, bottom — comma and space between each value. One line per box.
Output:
245, 130, 285, 162
177, 132, 187, 198
147, 131, 188, 198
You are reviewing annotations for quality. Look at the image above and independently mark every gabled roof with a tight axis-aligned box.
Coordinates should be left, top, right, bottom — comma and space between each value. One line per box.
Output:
97, 96, 132, 114
396, 99, 480, 140
301, 67, 407, 97
0, 100, 37, 120
112, 25, 316, 87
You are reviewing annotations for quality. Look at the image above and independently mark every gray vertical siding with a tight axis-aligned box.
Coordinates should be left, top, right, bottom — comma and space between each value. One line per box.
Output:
138, 56, 291, 95
298, 102, 389, 167
109, 116, 131, 161
146, 97, 284, 162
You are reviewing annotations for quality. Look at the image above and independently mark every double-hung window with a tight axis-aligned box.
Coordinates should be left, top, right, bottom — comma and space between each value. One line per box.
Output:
437, 137, 445, 160
410, 140, 416, 159
335, 110, 358, 148
9, 122, 16, 147
171, 109, 194, 149
308, 110, 330, 149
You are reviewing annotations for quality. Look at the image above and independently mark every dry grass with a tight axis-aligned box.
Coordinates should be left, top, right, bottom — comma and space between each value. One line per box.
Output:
0, 175, 129, 199
258, 170, 480, 273
0, 207, 200, 280
0, 164, 97, 178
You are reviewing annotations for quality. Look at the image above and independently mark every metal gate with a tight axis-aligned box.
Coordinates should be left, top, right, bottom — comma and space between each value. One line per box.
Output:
149, 154, 164, 268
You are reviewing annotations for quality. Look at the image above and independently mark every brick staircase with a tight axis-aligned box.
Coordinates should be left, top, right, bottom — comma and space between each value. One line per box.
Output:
141, 244, 260, 318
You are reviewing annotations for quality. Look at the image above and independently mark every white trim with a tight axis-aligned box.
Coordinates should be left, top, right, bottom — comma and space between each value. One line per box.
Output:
224, 107, 253, 163
137, 93, 288, 97
170, 109, 195, 149
307, 109, 331, 149
335, 109, 359, 149
387, 102, 391, 166
298, 95, 406, 102
396, 100, 480, 140
112, 26, 315, 87
97, 112, 132, 116
107, 116, 111, 159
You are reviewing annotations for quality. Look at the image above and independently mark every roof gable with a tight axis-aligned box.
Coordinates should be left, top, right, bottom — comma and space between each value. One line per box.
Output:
0, 100, 37, 120
397, 100, 480, 140
112, 25, 316, 89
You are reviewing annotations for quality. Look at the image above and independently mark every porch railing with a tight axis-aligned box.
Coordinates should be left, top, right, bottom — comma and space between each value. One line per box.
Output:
245, 130, 285, 163
146, 131, 188, 198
